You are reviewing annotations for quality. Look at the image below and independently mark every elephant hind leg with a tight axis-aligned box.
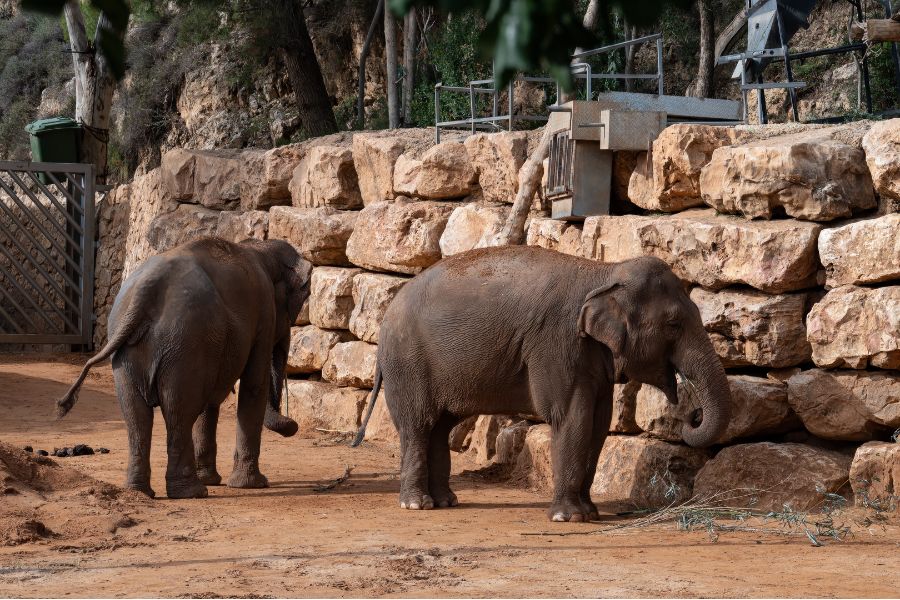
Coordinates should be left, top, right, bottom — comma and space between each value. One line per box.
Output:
114, 370, 155, 498
193, 403, 222, 486
427, 413, 459, 508
159, 380, 208, 499
228, 346, 270, 490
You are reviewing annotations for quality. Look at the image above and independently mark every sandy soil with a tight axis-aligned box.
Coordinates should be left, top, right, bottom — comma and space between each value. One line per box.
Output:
0, 354, 898, 599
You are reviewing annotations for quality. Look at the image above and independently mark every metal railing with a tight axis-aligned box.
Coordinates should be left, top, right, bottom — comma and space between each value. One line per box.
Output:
434, 33, 665, 142
0, 161, 95, 346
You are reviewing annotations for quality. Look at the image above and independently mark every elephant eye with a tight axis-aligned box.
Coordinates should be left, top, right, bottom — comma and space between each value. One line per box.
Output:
665, 318, 680, 330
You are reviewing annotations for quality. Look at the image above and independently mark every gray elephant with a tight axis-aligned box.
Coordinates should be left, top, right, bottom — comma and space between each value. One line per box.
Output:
354, 246, 730, 522
58, 237, 311, 499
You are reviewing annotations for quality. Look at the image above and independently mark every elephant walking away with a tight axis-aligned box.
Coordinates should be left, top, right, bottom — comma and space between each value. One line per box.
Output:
354, 246, 730, 522
58, 238, 312, 499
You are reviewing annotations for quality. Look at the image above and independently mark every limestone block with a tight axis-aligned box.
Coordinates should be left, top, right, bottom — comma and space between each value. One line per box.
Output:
286, 325, 353, 374
349, 272, 408, 343
700, 139, 875, 221
494, 420, 531, 465
393, 142, 476, 199
635, 376, 797, 444
295, 298, 310, 326
581, 210, 821, 293
591, 436, 710, 511
611, 381, 642, 434
467, 415, 516, 464
193, 150, 242, 210
268, 206, 358, 266
363, 389, 397, 444
849, 442, 900, 508
862, 118, 900, 202
525, 218, 584, 256
214, 210, 268, 243
146, 203, 219, 254
449, 416, 478, 452
345, 200, 454, 274
285, 380, 366, 432
240, 144, 305, 210
690, 287, 811, 368
289, 145, 362, 210
818, 214, 900, 288
512, 424, 554, 490
693, 442, 852, 511
352, 134, 406, 204
309, 266, 361, 330
464, 131, 528, 203
787, 369, 900, 441
439, 203, 510, 256
321, 341, 378, 388
807, 285, 900, 369
628, 124, 746, 212
160, 148, 195, 201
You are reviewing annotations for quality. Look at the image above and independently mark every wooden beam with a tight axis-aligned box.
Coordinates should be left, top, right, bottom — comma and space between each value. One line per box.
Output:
851, 19, 900, 43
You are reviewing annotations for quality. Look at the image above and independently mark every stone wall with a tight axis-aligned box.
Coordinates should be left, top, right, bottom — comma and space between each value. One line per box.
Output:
95, 120, 900, 513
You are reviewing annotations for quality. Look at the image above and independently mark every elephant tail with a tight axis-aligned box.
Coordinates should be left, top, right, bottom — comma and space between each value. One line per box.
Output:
351, 365, 382, 447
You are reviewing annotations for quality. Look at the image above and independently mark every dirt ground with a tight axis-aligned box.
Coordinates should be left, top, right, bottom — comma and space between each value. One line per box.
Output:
0, 355, 898, 599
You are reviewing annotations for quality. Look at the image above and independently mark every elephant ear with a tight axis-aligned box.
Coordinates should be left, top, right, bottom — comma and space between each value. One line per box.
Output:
578, 281, 627, 355
286, 257, 313, 322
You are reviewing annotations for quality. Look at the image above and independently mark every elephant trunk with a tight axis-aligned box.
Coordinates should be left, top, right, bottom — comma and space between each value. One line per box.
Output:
673, 333, 731, 448
265, 344, 299, 437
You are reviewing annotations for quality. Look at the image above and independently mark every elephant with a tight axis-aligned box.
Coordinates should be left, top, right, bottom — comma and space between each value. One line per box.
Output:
57, 237, 312, 499
354, 246, 730, 522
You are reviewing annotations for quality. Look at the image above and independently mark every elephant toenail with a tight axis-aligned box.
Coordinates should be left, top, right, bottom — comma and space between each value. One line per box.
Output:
551, 512, 567, 522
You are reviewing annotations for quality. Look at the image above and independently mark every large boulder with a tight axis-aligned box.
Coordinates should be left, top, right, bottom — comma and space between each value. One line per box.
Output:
393, 142, 477, 199
146, 204, 219, 254
160, 148, 196, 201
690, 288, 811, 368
449, 415, 478, 452
512, 424, 554, 490
349, 272, 408, 343
861, 118, 900, 204
525, 218, 584, 256
494, 420, 531, 465
214, 210, 268, 243
464, 131, 528, 203
591, 436, 710, 511
321, 341, 378, 388
700, 136, 875, 221
289, 145, 362, 210
345, 200, 454, 274
362, 389, 397, 444
439, 203, 510, 256
285, 380, 366, 432
818, 214, 900, 288
286, 325, 353, 374
635, 375, 798, 444
849, 442, 900, 509
192, 150, 242, 210
467, 415, 517, 464
352, 134, 405, 204
581, 210, 821, 293
693, 442, 852, 511
268, 206, 358, 266
611, 381, 642, 434
807, 285, 900, 369
240, 144, 305, 210
628, 125, 746, 212
309, 266, 361, 330
787, 369, 900, 441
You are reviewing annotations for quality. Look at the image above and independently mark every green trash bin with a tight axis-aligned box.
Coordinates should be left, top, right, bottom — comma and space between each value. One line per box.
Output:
25, 117, 83, 183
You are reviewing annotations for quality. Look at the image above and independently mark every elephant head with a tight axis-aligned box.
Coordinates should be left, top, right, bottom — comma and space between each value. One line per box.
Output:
578, 256, 730, 447
243, 239, 313, 437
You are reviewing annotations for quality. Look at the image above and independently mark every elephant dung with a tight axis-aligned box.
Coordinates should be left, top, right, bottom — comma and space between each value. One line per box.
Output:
345, 200, 455, 275
286, 325, 353, 374
268, 206, 359, 266
439, 203, 510, 257
635, 376, 798, 445
464, 131, 527, 203
494, 420, 531, 465
449, 416, 478, 453
807, 285, 900, 369
862, 118, 900, 205
309, 267, 362, 330
628, 124, 747, 212
321, 341, 378, 388
849, 442, 900, 508
700, 135, 875, 221
289, 145, 362, 210
693, 442, 852, 512
285, 380, 366, 433
393, 142, 477, 200
818, 214, 900, 288
591, 436, 710, 512
690, 287, 811, 368
214, 210, 269, 243
147, 204, 220, 254
511, 424, 554, 491
610, 382, 641, 434
349, 273, 408, 343
787, 369, 900, 441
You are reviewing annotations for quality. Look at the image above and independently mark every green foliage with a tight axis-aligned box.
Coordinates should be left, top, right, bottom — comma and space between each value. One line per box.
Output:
867, 44, 900, 113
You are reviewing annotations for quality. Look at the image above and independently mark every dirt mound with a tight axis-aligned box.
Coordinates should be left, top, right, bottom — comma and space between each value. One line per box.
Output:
0, 441, 151, 547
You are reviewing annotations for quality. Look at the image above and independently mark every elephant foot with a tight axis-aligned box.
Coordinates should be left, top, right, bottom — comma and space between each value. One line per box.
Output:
399, 492, 434, 510
125, 481, 156, 499
579, 497, 600, 521
548, 498, 593, 523
197, 467, 223, 486
166, 479, 209, 499
228, 470, 269, 489
430, 489, 459, 508
264, 411, 299, 438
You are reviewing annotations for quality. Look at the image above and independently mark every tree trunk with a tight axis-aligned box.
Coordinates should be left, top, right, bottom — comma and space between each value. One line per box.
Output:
560, 0, 600, 104
693, 0, 716, 99
624, 22, 637, 92
402, 8, 417, 125
385, 5, 399, 128
275, 0, 337, 137
356, 0, 385, 128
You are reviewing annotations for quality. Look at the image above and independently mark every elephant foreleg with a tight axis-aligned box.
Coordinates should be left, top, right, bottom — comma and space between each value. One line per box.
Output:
549, 393, 597, 522
193, 404, 222, 486
579, 390, 614, 521
229, 348, 270, 489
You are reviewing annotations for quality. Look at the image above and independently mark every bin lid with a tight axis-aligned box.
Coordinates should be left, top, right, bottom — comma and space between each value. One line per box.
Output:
25, 117, 81, 134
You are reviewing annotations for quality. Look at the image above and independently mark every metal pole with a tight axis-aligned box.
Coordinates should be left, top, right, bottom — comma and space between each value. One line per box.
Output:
756, 72, 768, 124
774, 5, 799, 121
434, 83, 441, 143
469, 83, 476, 135
508, 81, 514, 132
656, 37, 665, 95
